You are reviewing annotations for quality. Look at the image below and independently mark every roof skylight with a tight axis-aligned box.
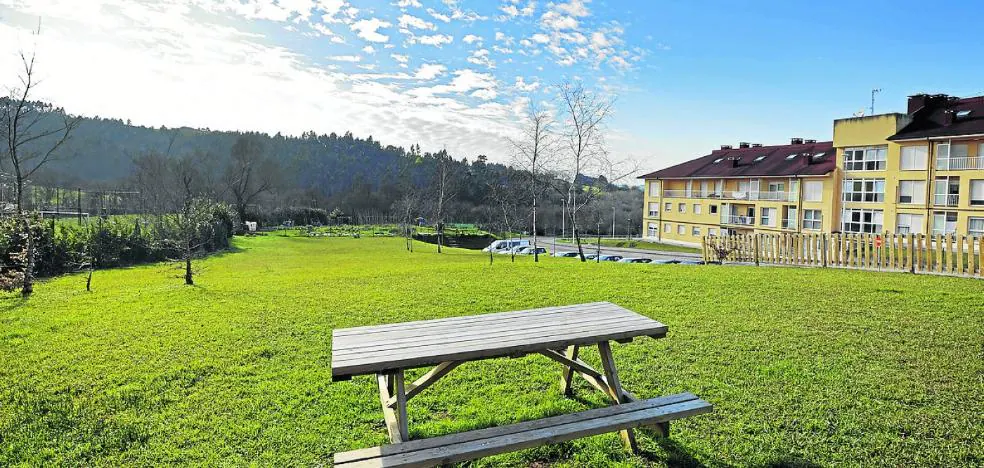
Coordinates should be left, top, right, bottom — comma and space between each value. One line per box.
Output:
786, 154, 798, 160
956, 110, 972, 119
754, 155, 766, 162
811, 152, 826, 160
713, 158, 724, 164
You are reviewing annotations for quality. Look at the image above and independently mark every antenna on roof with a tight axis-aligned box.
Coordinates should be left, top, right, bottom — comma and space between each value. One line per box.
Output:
870, 88, 882, 115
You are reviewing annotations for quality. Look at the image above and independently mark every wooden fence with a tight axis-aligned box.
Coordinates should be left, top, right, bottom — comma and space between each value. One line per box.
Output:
703, 233, 984, 278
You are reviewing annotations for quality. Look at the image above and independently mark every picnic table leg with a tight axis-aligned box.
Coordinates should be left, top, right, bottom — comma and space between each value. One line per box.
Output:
377, 371, 410, 443
560, 345, 580, 396
597, 341, 639, 453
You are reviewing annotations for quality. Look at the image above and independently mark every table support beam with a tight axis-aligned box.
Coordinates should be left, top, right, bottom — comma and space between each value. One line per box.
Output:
385, 361, 462, 408
598, 341, 639, 453
377, 371, 409, 443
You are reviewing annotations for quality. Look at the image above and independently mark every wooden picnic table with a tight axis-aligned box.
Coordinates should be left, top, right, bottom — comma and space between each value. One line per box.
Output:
331, 302, 670, 446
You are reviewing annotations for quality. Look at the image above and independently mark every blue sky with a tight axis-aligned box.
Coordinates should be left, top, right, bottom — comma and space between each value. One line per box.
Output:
2, 0, 984, 172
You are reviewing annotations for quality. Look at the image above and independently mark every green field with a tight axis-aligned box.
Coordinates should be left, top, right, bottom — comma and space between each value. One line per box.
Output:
1, 236, 982, 466
559, 237, 702, 254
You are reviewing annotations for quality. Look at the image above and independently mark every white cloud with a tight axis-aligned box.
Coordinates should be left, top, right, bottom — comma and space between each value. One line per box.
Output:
462, 34, 482, 44
414, 63, 446, 80
351, 17, 392, 43
514, 76, 540, 92
391, 53, 409, 63
362, 45, 376, 54
398, 14, 435, 31
416, 34, 453, 47
466, 49, 494, 68
426, 8, 451, 22
395, 0, 422, 7
328, 55, 362, 62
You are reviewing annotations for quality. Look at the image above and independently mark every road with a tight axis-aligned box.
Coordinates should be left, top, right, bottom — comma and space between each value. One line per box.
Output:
535, 236, 703, 263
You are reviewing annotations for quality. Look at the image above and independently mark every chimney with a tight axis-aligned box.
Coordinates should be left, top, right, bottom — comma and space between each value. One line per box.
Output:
720, 144, 733, 150
943, 109, 956, 126
751, 143, 763, 148
738, 142, 750, 149
804, 139, 817, 144
908, 93, 953, 115
790, 137, 803, 145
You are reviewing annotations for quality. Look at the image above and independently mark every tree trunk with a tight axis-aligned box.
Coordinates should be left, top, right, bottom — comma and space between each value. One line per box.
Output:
570, 211, 585, 262
532, 200, 539, 262
21, 217, 34, 298
184, 244, 194, 285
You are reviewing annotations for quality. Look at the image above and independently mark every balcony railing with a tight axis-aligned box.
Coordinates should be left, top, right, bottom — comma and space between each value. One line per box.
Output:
663, 190, 797, 202
721, 215, 755, 226
936, 157, 984, 171
933, 194, 959, 206
647, 210, 658, 217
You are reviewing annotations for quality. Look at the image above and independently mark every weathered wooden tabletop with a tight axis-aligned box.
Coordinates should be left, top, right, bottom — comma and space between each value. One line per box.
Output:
331, 301, 667, 380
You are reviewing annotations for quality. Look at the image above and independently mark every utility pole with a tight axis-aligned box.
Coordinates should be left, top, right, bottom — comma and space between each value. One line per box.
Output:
612, 204, 616, 238
870, 88, 882, 115
596, 221, 601, 263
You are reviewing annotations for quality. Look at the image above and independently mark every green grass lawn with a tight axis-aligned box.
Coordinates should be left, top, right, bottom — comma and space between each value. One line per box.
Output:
1, 236, 982, 466
559, 237, 702, 254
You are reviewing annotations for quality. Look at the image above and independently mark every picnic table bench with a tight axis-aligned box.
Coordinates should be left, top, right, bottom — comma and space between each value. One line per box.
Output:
331, 302, 712, 467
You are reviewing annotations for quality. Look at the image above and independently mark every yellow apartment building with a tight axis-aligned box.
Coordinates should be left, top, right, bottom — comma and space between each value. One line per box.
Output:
640, 93, 984, 246
639, 139, 838, 246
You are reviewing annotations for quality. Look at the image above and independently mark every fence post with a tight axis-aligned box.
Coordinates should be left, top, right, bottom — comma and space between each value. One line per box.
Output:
821, 234, 828, 268
908, 234, 915, 274
753, 234, 760, 266
702, 236, 708, 263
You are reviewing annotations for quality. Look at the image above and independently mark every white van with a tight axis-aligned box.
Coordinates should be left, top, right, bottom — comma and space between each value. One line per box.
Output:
482, 239, 530, 252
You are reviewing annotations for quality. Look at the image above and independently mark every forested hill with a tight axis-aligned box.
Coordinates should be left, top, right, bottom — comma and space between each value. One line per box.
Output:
21, 102, 643, 231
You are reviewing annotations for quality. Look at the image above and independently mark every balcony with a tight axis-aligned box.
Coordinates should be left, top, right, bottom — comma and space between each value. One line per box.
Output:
782, 219, 797, 230
933, 194, 959, 206
721, 215, 755, 226
663, 190, 797, 202
936, 157, 984, 171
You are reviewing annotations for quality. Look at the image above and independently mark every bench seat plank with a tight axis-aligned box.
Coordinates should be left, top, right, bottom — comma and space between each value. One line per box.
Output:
334, 393, 711, 467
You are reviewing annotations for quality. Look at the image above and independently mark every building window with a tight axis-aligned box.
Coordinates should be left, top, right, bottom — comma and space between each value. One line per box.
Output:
803, 181, 823, 202
843, 146, 887, 171
842, 208, 883, 233
760, 207, 775, 227
900, 145, 928, 170
896, 213, 924, 235
678, 203, 686, 213
677, 224, 686, 235
971, 180, 984, 206
693, 204, 701, 214
692, 226, 700, 236
648, 181, 659, 196
803, 209, 822, 230
933, 176, 960, 206
664, 202, 671, 212
897, 180, 926, 204
932, 212, 958, 236
647, 223, 658, 237
842, 178, 885, 203
663, 223, 671, 233
710, 205, 718, 214
648, 202, 659, 217
708, 228, 718, 237
969, 217, 984, 237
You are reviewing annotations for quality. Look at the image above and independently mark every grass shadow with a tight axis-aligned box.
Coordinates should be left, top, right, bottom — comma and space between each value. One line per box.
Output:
635, 434, 707, 467
0, 294, 29, 314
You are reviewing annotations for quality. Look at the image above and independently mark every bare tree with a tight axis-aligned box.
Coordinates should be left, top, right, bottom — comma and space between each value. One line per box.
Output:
550, 80, 614, 262
1, 47, 80, 213
431, 150, 459, 253
0, 28, 80, 297
485, 174, 524, 261
224, 135, 275, 228
510, 100, 556, 262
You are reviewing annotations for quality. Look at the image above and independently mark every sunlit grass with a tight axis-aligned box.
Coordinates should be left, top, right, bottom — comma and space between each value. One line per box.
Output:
1, 236, 981, 466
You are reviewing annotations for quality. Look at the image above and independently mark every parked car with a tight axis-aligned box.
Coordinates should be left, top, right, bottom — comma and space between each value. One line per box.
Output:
618, 257, 652, 263
678, 260, 705, 265
483, 239, 530, 253
650, 259, 680, 265
518, 247, 548, 256
584, 253, 599, 260
499, 245, 527, 255
552, 251, 580, 258
598, 255, 623, 262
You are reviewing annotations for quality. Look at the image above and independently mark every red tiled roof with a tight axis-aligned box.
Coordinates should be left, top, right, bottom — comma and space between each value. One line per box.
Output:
888, 96, 984, 141
638, 141, 836, 179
